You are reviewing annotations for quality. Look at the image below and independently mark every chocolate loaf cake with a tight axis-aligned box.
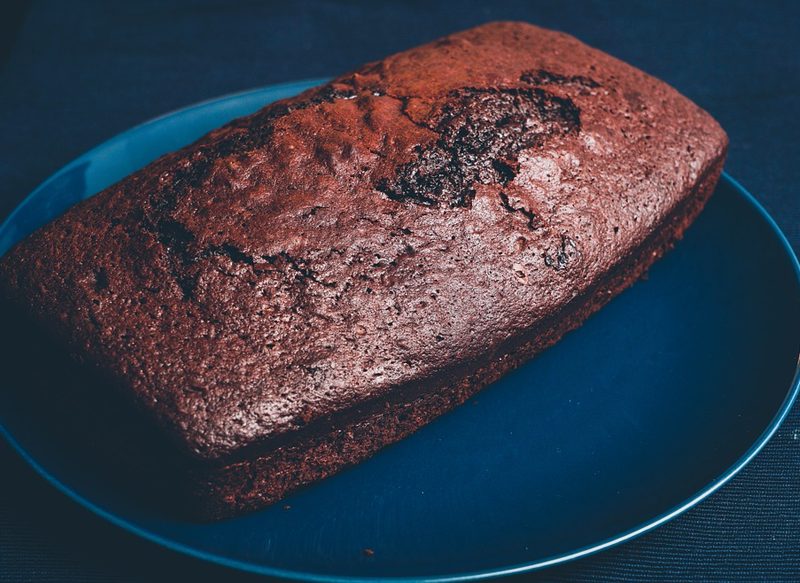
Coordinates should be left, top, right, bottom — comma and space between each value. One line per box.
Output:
0, 22, 727, 519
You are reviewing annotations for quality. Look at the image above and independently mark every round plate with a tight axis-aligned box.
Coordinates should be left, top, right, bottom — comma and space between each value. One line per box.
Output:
1, 79, 799, 582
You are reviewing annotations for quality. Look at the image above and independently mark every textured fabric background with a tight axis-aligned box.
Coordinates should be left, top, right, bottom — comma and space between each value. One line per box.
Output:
1, 1, 798, 581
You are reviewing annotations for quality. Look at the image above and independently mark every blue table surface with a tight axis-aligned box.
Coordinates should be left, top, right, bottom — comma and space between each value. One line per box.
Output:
1, 1, 798, 581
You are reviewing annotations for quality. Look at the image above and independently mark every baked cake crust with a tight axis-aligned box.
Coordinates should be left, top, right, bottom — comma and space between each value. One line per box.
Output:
0, 22, 727, 518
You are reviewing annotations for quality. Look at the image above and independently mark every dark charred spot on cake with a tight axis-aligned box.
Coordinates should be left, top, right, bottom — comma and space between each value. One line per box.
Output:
520, 69, 600, 89
544, 235, 580, 270
174, 272, 199, 300
156, 219, 195, 249
375, 148, 453, 207
200, 243, 255, 266
171, 154, 216, 190
279, 252, 326, 286
492, 159, 518, 184
219, 244, 255, 265
147, 217, 199, 298
93, 268, 109, 292
303, 205, 324, 218
377, 87, 580, 207
498, 191, 540, 230
260, 251, 336, 289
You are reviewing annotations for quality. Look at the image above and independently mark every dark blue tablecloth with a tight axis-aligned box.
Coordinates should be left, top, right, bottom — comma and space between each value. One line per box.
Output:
1, 1, 799, 581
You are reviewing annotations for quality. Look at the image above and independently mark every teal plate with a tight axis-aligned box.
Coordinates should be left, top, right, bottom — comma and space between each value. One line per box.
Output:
1, 79, 799, 581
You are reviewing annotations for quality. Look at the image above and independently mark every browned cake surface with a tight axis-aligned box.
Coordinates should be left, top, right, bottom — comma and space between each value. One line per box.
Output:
0, 21, 727, 518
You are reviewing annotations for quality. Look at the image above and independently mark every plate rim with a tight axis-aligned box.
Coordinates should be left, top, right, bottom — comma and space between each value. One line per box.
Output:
1, 81, 799, 583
